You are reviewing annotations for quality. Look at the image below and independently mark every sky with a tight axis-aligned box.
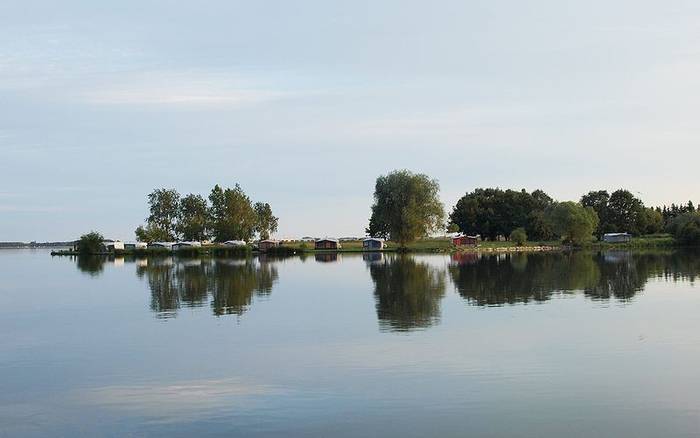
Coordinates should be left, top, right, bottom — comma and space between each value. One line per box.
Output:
1, 0, 700, 241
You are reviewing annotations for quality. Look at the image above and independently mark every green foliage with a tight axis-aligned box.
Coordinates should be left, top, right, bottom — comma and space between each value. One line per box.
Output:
208, 184, 258, 242
547, 202, 599, 245
449, 188, 555, 241
76, 231, 104, 254
135, 223, 170, 243
367, 170, 445, 247
177, 194, 209, 241
640, 208, 663, 235
581, 189, 646, 236
446, 223, 460, 233
667, 212, 700, 246
146, 188, 181, 241
254, 202, 279, 240
509, 227, 528, 246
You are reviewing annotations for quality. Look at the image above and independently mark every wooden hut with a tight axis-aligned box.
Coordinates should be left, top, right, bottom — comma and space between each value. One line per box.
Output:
315, 238, 341, 250
258, 239, 280, 251
452, 234, 480, 247
362, 238, 385, 250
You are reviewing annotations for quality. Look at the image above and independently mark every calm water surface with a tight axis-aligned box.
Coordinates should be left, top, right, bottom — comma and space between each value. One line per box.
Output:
1, 249, 700, 437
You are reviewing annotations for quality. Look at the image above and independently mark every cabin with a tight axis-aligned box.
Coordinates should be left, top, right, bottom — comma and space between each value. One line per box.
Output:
172, 241, 202, 250
149, 242, 174, 250
124, 242, 147, 250
315, 238, 341, 250
362, 238, 385, 250
452, 235, 480, 247
223, 240, 246, 247
258, 239, 280, 251
603, 233, 632, 243
102, 239, 125, 251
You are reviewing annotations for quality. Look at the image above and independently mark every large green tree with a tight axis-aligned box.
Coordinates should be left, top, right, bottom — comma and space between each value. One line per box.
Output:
581, 189, 646, 236
449, 188, 555, 240
254, 202, 279, 240
607, 189, 645, 235
177, 194, 209, 241
145, 188, 181, 241
208, 184, 258, 242
367, 170, 445, 247
547, 201, 599, 245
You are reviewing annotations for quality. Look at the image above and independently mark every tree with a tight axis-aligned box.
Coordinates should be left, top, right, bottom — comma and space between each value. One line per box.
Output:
607, 189, 645, 235
208, 184, 258, 242
640, 208, 663, 235
254, 202, 279, 240
580, 190, 610, 236
177, 194, 209, 241
135, 223, 169, 243
450, 188, 555, 240
666, 212, 700, 245
446, 223, 460, 234
76, 231, 104, 255
367, 170, 445, 247
146, 188, 181, 241
547, 201, 599, 245
510, 227, 528, 246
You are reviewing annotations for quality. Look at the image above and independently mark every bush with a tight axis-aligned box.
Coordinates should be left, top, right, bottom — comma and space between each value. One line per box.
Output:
509, 227, 528, 246
76, 231, 104, 255
667, 213, 700, 246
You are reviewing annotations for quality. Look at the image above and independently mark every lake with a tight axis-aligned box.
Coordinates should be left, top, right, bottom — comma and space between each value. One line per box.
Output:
1, 249, 700, 437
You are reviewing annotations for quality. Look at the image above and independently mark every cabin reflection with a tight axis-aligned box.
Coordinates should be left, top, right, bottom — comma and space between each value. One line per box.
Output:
315, 253, 339, 263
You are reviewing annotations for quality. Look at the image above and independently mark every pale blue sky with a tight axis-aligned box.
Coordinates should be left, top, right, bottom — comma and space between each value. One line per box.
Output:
2, 0, 699, 240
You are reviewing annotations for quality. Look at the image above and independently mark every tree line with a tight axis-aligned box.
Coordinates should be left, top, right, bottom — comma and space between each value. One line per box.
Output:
134, 185, 278, 243
366, 169, 699, 246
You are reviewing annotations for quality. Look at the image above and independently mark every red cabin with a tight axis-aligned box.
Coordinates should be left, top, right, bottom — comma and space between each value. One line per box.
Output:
452, 235, 480, 246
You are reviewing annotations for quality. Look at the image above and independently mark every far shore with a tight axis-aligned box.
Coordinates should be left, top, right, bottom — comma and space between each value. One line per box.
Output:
47, 234, 681, 257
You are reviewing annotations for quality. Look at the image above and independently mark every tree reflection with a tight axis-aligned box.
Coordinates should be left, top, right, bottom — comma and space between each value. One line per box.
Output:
369, 255, 446, 332
449, 252, 601, 306
449, 250, 700, 306
75, 255, 108, 276
210, 260, 277, 316
135, 257, 278, 318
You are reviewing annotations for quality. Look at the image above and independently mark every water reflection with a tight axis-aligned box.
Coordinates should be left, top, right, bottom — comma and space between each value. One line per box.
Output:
450, 250, 700, 306
133, 257, 278, 318
71, 250, 700, 326
368, 255, 447, 332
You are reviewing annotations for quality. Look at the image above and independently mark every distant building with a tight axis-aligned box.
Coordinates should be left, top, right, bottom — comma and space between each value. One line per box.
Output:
102, 239, 125, 251
124, 242, 147, 250
452, 235, 480, 247
362, 238, 385, 250
172, 241, 202, 250
223, 240, 247, 246
258, 239, 280, 251
315, 238, 341, 250
603, 233, 632, 243
149, 242, 174, 249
